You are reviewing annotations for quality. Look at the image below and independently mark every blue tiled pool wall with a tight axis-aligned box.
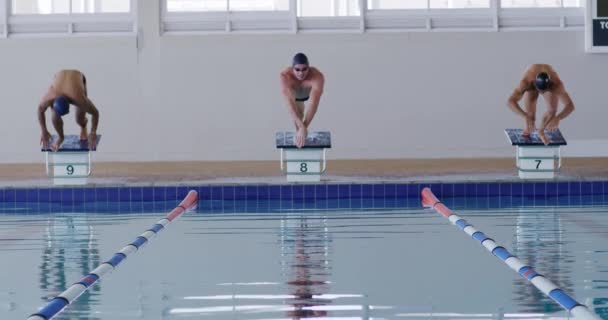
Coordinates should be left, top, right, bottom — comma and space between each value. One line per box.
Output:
0, 181, 606, 214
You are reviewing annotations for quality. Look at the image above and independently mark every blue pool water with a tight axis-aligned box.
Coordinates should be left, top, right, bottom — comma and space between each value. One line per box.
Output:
1, 195, 607, 319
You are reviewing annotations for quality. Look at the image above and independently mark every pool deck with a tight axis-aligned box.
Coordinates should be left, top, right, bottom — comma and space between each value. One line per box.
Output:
2, 157, 608, 187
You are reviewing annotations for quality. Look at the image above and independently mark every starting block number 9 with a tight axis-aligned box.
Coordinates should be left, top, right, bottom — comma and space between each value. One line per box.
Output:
54, 163, 86, 177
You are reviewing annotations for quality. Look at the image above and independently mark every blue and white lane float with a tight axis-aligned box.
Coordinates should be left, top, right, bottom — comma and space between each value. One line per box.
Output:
27, 190, 199, 320
420, 187, 600, 320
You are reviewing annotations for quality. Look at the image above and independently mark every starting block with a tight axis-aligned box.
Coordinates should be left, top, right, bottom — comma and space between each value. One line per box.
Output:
42, 135, 101, 185
505, 129, 566, 180
276, 131, 331, 182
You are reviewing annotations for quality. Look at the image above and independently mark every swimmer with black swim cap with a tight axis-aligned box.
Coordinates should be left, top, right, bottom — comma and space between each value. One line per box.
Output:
37, 70, 100, 151
280, 53, 325, 148
507, 64, 575, 145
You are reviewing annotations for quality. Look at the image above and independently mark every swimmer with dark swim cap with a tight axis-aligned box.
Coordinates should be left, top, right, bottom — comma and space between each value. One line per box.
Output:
37, 70, 100, 151
507, 64, 575, 145
280, 53, 325, 148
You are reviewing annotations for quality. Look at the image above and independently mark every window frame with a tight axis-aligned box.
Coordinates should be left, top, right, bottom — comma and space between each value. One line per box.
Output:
161, 0, 584, 34
1, 0, 136, 37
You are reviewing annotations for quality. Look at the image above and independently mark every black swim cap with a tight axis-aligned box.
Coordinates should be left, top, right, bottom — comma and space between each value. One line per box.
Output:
535, 72, 551, 91
292, 53, 309, 66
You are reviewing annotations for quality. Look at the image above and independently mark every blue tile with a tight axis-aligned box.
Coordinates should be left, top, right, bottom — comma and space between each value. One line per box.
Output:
406, 184, 421, 198
142, 187, 154, 201
362, 197, 374, 209
385, 184, 397, 198
523, 183, 535, 197
488, 183, 499, 197
303, 185, 315, 200
258, 185, 269, 200
95, 187, 108, 202
268, 186, 281, 200
177, 187, 190, 200
26, 189, 39, 202
131, 187, 144, 202
293, 185, 305, 201
210, 186, 222, 201
499, 183, 512, 197
511, 183, 524, 197
143, 202, 155, 212
314, 184, 327, 200
546, 182, 558, 197
39, 189, 51, 202
351, 198, 362, 209
557, 182, 569, 196
569, 182, 581, 196
465, 183, 477, 197
61, 188, 74, 203
338, 184, 351, 199
361, 184, 373, 198
339, 197, 350, 209
165, 186, 177, 201
119, 201, 131, 213
107, 188, 119, 201
198, 186, 211, 201
280, 199, 293, 210
280, 185, 293, 200
440, 184, 454, 197
372, 184, 384, 199
132, 201, 144, 213
15, 189, 27, 202
118, 187, 130, 202
395, 184, 407, 198
293, 198, 305, 210
48, 188, 61, 202
327, 185, 339, 199
228, 186, 243, 200
581, 182, 593, 196
246, 186, 258, 200
73, 188, 85, 203
476, 184, 489, 197
372, 195, 385, 208
84, 188, 95, 202
327, 198, 340, 209
315, 198, 328, 210
534, 182, 546, 196
592, 181, 604, 195
452, 183, 467, 197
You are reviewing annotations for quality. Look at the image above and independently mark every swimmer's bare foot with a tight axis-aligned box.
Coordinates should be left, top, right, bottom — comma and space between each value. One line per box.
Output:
51, 136, 64, 152
522, 128, 530, 137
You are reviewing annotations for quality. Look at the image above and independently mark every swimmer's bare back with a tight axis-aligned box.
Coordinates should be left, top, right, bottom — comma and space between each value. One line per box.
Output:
50, 70, 86, 101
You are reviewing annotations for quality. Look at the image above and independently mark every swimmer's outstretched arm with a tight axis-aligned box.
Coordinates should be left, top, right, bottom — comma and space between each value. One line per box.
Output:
85, 98, 100, 149
507, 80, 535, 135
302, 73, 324, 128
280, 73, 308, 148
37, 94, 55, 149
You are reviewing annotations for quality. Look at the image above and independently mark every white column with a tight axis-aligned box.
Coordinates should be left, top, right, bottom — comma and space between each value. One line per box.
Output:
136, 0, 162, 160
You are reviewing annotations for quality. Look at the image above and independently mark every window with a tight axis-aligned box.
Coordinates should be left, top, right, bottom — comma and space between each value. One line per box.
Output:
298, 0, 360, 16
161, 0, 584, 33
501, 0, 582, 8
12, 0, 131, 14
166, 0, 289, 12
430, 0, 490, 8
368, 0, 490, 9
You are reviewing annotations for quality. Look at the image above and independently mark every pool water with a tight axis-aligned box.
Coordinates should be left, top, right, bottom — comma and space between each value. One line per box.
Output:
1, 197, 607, 319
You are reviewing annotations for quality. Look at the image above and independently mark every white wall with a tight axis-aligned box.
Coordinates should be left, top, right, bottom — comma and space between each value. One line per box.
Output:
1, 26, 606, 163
